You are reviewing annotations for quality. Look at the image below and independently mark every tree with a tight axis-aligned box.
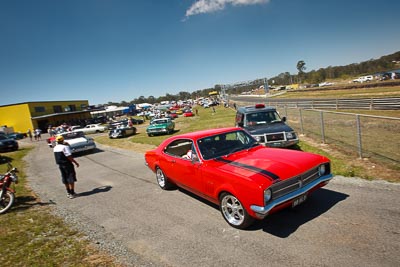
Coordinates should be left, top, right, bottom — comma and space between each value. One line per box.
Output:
297, 60, 306, 84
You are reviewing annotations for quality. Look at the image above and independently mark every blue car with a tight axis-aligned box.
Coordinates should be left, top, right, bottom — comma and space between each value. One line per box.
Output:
6, 132, 25, 140
0, 135, 19, 152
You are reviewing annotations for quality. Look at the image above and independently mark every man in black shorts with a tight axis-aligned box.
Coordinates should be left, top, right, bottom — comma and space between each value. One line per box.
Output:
53, 135, 80, 199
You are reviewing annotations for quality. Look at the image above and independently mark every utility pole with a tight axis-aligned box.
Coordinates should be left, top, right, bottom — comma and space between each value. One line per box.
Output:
264, 78, 269, 95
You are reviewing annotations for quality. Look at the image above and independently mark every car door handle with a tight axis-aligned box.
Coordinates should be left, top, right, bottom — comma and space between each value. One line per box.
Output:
169, 160, 176, 163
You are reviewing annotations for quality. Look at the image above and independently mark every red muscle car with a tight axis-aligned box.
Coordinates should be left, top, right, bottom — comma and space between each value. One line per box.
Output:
145, 127, 333, 229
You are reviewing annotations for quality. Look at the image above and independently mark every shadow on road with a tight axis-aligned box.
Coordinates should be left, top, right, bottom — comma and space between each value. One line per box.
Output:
179, 187, 348, 236
73, 148, 104, 158
254, 188, 349, 237
77, 185, 112, 197
12, 195, 55, 212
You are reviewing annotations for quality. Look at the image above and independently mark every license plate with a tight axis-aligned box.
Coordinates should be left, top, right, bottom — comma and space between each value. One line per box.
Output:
292, 194, 307, 207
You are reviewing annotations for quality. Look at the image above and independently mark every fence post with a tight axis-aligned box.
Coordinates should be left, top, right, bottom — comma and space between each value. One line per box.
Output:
299, 109, 304, 135
356, 114, 363, 158
320, 111, 325, 143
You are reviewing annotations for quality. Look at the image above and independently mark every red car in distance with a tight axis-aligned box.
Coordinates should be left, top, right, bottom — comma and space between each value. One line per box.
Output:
183, 110, 194, 117
145, 127, 333, 229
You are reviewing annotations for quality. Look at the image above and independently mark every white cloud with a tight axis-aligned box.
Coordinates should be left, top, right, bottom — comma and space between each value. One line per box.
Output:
185, 0, 270, 18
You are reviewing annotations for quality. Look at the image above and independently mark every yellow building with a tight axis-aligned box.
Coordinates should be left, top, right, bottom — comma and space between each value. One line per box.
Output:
0, 100, 91, 133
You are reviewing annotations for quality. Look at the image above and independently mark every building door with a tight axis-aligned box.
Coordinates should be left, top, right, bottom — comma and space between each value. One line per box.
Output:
37, 120, 49, 132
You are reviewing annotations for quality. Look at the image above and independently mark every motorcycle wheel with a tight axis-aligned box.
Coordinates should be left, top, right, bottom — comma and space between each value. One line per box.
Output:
0, 190, 15, 214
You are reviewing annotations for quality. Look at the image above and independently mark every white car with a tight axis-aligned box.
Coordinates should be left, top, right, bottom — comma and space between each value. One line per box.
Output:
353, 75, 374, 83
319, 82, 334, 87
73, 124, 107, 134
51, 131, 96, 153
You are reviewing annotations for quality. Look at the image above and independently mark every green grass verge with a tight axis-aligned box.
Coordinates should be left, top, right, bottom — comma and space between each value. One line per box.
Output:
296, 141, 366, 179
0, 148, 119, 266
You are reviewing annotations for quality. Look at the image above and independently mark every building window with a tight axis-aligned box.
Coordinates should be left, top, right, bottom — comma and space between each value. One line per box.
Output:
34, 106, 45, 113
69, 105, 76, 111
53, 105, 62, 113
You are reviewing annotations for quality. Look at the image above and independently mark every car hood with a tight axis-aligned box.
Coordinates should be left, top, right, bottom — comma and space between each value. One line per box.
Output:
0, 137, 17, 143
148, 124, 169, 129
208, 146, 327, 186
246, 122, 294, 134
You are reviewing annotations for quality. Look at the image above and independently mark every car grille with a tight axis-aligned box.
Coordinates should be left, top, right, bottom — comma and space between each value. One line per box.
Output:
255, 131, 297, 143
269, 166, 322, 200
148, 128, 162, 132
266, 133, 285, 142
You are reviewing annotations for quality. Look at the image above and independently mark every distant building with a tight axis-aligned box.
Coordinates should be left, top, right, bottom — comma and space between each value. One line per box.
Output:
0, 100, 91, 133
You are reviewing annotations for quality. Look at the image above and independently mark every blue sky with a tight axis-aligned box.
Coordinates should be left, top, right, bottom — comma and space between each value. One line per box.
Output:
1, 0, 399, 106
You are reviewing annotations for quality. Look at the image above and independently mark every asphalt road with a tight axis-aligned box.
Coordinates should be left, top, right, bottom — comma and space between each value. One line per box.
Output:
24, 137, 400, 267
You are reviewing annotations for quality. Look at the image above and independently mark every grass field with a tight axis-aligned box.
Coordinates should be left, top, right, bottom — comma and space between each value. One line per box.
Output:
273, 85, 400, 99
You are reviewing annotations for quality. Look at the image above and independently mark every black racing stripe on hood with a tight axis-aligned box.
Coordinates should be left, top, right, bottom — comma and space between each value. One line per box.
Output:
215, 158, 280, 181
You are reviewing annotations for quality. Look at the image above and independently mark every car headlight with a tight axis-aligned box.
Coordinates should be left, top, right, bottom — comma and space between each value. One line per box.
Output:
286, 132, 294, 139
264, 188, 272, 204
319, 164, 326, 176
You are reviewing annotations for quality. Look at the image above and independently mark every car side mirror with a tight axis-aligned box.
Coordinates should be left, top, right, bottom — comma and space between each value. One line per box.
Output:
282, 117, 287, 122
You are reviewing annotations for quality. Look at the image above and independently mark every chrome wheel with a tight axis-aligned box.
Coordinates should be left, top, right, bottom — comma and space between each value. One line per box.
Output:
156, 168, 166, 188
156, 167, 173, 190
220, 192, 254, 229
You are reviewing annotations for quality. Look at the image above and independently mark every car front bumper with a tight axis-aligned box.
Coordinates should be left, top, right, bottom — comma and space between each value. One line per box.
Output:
250, 173, 333, 219
70, 143, 96, 153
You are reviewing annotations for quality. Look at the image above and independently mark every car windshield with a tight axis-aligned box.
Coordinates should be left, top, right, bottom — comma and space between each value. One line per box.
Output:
245, 111, 281, 126
0, 135, 9, 140
197, 130, 258, 160
152, 119, 168, 125
62, 132, 85, 140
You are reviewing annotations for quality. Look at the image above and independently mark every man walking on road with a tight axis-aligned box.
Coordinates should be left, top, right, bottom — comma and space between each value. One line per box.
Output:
53, 135, 80, 199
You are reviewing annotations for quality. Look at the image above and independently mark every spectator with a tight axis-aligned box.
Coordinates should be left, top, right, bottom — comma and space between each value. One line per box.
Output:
27, 129, 33, 141
53, 135, 80, 199
34, 128, 42, 140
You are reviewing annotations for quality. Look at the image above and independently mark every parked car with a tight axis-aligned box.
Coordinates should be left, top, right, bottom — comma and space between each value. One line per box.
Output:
146, 118, 175, 137
0, 135, 18, 152
183, 110, 194, 117
6, 132, 25, 140
73, 123, 107, 134
380, 72, 400, 80
109, 126, 137, 138
235, 104, 298, 148
50, 131, 96, 153
166, 113, 178, 120
130, 118, 144, 125
109, 119, 128, 129
145, 127, 333, 229
353, 75, 374, 83
318, 81, 334, 87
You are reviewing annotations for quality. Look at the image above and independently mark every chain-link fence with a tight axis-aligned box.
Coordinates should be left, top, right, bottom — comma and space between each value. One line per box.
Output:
232, 99, 400, 164
278, 107, 400, 164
